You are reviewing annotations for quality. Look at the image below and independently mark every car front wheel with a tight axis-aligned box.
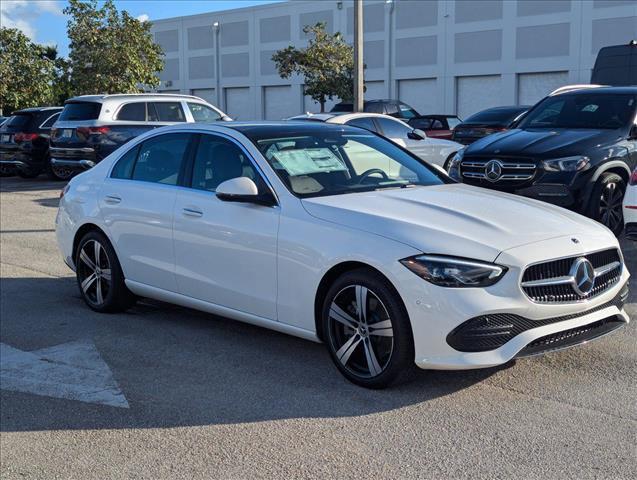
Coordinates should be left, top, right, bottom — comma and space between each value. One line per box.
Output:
322, 269, 415, 389
589, 172, 626, 236
75, 231, 135, 313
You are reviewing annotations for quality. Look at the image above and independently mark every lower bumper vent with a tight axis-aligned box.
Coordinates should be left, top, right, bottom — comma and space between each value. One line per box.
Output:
446, 282, 628, 353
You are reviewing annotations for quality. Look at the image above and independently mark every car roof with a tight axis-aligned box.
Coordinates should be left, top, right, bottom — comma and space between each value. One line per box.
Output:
13, 106, 63, 114
65, 93, 208, 104
416, 114, 459, 119
326, 112, 406, 124
553, 85, 637, 95
286, 113, 336, 122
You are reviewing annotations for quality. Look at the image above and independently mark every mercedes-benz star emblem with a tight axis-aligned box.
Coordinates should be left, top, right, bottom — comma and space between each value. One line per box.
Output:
484, 160, 503, 182
570, 257, 595, 297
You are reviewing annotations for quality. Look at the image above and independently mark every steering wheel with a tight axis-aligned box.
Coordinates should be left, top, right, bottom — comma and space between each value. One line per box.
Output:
357, 168, 389, 184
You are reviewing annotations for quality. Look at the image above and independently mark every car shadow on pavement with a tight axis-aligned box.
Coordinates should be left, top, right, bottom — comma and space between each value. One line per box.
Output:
0, 176, 66, 193
0, 275, 514, 433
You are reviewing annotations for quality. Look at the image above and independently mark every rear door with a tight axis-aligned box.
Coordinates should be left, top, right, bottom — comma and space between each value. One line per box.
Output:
99, 132, 196, 292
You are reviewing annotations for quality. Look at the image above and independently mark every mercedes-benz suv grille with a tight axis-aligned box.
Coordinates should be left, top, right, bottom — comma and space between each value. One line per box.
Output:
521, 248, 622, 303
460, 156, 536, 186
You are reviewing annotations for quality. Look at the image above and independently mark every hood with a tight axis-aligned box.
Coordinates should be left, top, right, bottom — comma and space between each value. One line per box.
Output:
301, 184, 613, 262
465, 128, 623, 158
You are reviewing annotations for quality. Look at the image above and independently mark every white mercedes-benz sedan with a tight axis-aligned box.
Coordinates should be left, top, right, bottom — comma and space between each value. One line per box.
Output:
56, 122, 631, 388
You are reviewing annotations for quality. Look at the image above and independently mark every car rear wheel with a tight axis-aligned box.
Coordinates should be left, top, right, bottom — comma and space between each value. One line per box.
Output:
322, 269, 415, 389
75, 231, 136, 313
48, 162, 75, 181
589, 172, 625, 236
0, 165, 16, 177
17, 167, 40, 179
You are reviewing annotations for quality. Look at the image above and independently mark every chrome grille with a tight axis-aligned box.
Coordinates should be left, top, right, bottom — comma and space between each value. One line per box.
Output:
521, 248, 622, 303
460, 158, 536, 182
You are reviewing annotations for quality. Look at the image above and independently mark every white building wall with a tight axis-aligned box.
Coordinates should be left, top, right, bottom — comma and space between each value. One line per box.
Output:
151, 0, 637, 121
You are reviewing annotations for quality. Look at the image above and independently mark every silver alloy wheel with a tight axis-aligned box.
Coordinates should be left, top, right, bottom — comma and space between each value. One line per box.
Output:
77, 239, 111, 306
327, 285, 394, 378
599, 181, 624, 231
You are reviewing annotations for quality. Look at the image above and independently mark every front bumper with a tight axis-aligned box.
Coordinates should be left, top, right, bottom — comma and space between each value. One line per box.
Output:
395, 236, 631, 370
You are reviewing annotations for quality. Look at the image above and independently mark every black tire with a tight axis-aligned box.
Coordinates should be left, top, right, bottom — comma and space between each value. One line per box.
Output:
321, 268, 415, 389
0, 165, 16, 177
75, 230, 136, 313
17, 167, 41, 179
443, 152, 456, 172
48, 162, 76, 181
587, 172, 626, 236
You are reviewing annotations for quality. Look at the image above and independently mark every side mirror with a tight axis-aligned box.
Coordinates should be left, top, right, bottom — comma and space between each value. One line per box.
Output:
629, 124, 637, 140
216, 177, 276, 206
408, 129, 427, 140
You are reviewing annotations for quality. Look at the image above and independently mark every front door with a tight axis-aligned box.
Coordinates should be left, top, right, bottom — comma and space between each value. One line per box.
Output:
173, 133, 280, 319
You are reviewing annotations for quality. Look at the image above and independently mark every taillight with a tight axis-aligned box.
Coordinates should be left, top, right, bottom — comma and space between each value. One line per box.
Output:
77, 126, 110, 136
60, 184, 70, 199
14, 132, 39, 142
630, 168, 637, 186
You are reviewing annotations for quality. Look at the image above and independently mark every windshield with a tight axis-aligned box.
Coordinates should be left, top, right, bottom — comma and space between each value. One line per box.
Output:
447, 117, 462, 129
517, 93, 636, 130
464, 108, 527, 125
251, 131, 446, 198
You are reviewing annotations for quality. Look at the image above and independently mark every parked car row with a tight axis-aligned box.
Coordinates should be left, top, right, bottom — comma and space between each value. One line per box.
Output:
0, 94, 230, 180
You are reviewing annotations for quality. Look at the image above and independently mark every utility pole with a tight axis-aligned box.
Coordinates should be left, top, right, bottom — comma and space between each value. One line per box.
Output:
353, 0, 364, 112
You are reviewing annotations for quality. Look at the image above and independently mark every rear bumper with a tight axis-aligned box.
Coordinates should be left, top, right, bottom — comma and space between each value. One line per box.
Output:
50, 158, 96, 170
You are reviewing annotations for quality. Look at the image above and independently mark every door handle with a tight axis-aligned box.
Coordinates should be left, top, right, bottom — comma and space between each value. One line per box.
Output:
182, 207, 203, 217
104, 194, 122, 204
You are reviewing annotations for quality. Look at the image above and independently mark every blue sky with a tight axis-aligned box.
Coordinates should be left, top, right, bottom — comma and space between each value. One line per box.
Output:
1, 0, 282, 56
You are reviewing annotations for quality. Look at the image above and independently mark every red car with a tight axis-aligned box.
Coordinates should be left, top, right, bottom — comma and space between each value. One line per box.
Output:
407, 114, 461, 140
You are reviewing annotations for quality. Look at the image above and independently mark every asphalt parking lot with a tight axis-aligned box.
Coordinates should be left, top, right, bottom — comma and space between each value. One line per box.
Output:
0, 176, 635, 480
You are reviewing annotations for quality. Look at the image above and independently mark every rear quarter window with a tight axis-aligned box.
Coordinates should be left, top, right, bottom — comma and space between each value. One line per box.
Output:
116, 102, 146, 121
59, 102, 102, 121
151, 102, 186, 122
5, 114, 32, 128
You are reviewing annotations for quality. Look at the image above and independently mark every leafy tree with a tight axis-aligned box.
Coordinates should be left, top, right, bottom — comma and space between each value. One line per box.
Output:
272, 23, 358, 112
64, 0, 163, 95
0, 28, 55, 115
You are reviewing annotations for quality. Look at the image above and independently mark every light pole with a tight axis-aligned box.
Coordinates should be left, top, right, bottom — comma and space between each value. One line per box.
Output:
212, 21, 221, 109
353, 0, 364, 112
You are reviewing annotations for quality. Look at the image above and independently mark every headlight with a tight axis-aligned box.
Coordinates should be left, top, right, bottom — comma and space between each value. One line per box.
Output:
543, 156, 590, 172
448, 149, 464, 180
400, 254, 507, 288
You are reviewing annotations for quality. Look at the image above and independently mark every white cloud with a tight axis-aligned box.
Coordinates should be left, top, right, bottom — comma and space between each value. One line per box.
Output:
0, 0, 63, 40
136, 13, 149, 23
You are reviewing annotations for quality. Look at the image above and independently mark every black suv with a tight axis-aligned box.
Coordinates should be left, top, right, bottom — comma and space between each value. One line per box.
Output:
330, 99, 419, 119
0, 107, 63, 179
449, 87, 637, 235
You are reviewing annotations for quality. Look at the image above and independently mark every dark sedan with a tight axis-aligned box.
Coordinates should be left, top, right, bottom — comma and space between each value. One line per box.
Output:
452, 106, 529, 145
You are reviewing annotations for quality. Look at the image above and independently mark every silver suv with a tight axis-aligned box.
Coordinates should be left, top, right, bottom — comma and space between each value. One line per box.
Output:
49, 93, 230, 179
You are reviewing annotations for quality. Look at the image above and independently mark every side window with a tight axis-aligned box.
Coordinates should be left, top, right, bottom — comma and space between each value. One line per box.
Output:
385, 103, 400, 116
40, 112, 60, 129
152, 102, 186, 122
431, 119, 444, 130
191, 134, 260, 192
188, 103, 222, 122
365, 103, 384, 114
132, 133, 193, 185
345, 117, 378, 132
409, 118, 432, 130
116, 103, 146, 121
111, 145, 139, 179
377, 118, 412, 138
